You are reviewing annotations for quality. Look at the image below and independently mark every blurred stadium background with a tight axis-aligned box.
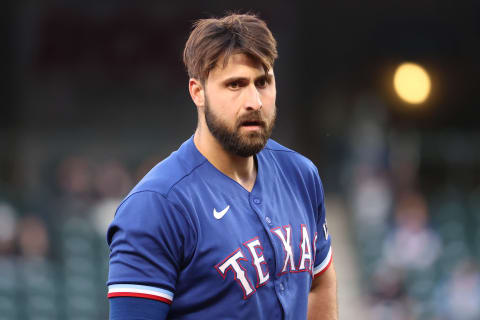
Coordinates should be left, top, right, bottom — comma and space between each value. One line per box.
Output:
2, 1, 479, 319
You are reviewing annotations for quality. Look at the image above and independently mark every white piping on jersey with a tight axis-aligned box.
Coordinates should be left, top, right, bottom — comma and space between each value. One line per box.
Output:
313, 246, 332, 276
108, 284, 174, 301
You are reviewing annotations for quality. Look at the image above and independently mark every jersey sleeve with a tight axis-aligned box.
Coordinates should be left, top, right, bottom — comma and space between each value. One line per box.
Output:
312, 172, 333, 278
109, 296, 170, 320
106, 190, 196, 304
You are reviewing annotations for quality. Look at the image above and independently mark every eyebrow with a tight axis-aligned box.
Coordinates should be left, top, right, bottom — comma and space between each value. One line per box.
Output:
222, 74, 273, 84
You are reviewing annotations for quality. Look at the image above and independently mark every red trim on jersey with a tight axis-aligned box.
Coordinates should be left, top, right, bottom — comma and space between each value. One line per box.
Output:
313, 253, 333, 279
271, 225, 296, 276
294, 224, 313, 276
214, 248, 256, 300
107, 292, 172, 304
243, 236, 270, 288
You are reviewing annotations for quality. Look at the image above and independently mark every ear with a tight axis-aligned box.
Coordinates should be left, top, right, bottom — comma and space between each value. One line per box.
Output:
189, 78, 205, 108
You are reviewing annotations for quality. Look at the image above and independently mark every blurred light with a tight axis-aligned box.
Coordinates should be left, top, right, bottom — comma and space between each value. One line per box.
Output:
393, 62, 431, 105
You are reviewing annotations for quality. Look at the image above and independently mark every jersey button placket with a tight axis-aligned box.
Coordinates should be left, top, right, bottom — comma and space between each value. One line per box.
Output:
265, 216, 272, 225
277, 281, 287, 295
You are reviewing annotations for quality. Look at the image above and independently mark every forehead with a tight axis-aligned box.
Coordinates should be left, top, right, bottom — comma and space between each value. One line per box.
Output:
208, 53, 273, 82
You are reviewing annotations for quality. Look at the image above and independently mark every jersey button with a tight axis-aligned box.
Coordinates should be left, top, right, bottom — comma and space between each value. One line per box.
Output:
279, 283, 285, 291
265, 216, 272, 225
253, 198, 261, 204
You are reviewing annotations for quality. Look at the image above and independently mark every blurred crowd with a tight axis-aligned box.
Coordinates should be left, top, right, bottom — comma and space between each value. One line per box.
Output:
0, 154, 163, 319
346, 96, 480, 320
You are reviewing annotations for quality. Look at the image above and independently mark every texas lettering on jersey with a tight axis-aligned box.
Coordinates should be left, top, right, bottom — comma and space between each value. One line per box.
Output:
215, 224, 316, 299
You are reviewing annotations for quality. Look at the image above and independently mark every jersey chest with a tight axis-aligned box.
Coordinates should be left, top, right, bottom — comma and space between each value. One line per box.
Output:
176, 173, 318, 302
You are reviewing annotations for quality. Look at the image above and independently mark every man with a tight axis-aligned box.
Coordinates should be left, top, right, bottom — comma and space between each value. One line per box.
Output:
107, 13, 337, 319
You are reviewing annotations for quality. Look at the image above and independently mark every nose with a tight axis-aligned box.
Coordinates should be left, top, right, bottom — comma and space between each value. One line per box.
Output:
244, 84, 262, 111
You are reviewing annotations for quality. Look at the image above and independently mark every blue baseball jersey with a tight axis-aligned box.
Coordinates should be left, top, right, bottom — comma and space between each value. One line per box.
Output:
107, 136, 332, 319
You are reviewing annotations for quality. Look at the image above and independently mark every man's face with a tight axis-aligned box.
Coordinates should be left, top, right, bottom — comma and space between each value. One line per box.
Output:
202, 53, 277, 157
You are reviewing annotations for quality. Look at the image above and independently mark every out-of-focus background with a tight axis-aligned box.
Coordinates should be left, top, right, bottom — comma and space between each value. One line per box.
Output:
2, 1, 479, 319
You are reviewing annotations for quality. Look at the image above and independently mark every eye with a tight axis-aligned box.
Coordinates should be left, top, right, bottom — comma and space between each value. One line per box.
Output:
255, 78, 268, 89
227, 81, 240, 90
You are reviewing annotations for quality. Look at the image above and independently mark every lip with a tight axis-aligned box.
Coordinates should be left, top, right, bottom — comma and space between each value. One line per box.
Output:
239, 120, 265, 131
239, 119, 264, 126
240, 124, 263, 131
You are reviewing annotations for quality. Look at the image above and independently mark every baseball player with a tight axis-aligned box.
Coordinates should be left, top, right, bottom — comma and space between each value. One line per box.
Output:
107, 13, 337, 319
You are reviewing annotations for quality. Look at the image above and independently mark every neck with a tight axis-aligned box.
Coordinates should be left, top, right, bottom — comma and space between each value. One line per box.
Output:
193, 126, 257, 192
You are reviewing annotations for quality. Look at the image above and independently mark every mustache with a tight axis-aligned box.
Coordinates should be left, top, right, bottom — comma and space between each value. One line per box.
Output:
236, 111, 266, 128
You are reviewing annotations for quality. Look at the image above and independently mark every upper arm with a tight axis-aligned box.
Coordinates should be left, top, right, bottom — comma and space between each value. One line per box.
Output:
308, 260, 338, 320
311, 260, 336, 291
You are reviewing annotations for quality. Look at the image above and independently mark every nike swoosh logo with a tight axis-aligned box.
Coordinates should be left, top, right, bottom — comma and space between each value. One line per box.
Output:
213, 205, 230, 220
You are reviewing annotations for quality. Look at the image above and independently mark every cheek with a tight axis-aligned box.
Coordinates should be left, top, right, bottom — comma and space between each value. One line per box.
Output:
209, 95, 239, 124
261, 89, 276, 110
211, 90, 240, 111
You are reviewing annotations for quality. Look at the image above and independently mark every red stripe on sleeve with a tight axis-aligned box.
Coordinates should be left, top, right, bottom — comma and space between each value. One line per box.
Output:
107, 292, 172, 304
314, 254, 333, 279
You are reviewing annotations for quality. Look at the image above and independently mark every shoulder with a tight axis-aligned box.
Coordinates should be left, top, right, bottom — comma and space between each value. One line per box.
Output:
112, 137, 207, 224
128, 137, 207, 199
108, 138, 202, 243
107, 138, 202, 247
262, 139, 325, 200
263, 139, 319, 175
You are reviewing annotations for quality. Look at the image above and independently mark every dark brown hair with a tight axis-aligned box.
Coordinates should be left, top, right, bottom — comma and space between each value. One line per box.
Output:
183, 13, 278, 83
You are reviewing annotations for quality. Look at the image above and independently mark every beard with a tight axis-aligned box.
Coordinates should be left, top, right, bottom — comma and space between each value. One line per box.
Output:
204, 99, 276, 158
